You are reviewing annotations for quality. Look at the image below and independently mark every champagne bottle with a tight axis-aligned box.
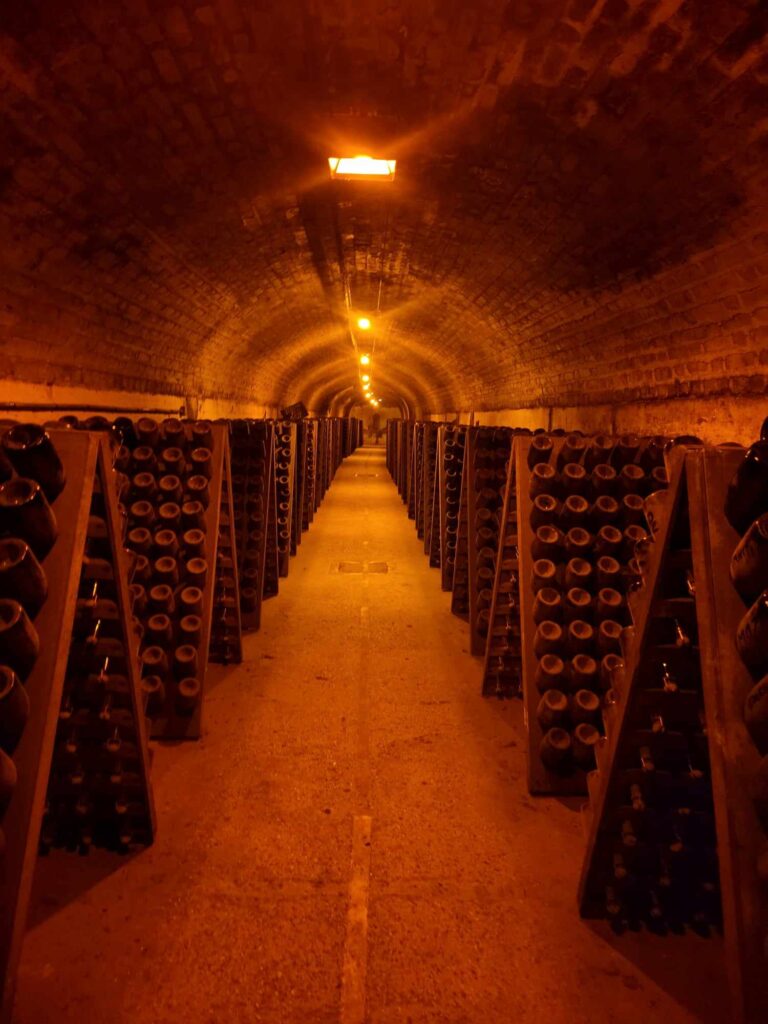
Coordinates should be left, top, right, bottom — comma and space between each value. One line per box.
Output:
146, 613, 173, 646
161, 447, 185, 476
597, 587, 625, 622
562, 463, 588, 497
724, 441, 768, 535
595, 525, 623, 557
600, 653, 623, 691
173, 645, 199, 680
129, 500, 156, 528
533, 559, 559, 592
0, 665, 29, 753
736, 590, 768, 676
1, 424, 65, 499
621, 494, 646, 527
532, 525, 563, 561
530, 495, 559, 529
539, 727, 571, 769
590, 464, 617, 497
0, 600, 39, 679
159, 474, 183, 504
571, 689, 600, 725
0, 478, 58, 557
532, 585, 561, 622
558, 495, 589, 530
0, 747, 17, 816
730, 513, 768, 603
570, 654, 598, 691
0, 538, 48, 617
563, 587, 592, 623
535, 654, 566, 693
536, 690, 569, 730
186, 475, 210, 508
584, 436, 615, 471
618, 464, 646, 496
180, 586, 204, 616
556, 435, 587, 470
564, 527, 592, 559
566, 620, 594, 656
528, 435, 553, 469
744, 674, 768, 753
596, 555, 621, 591
158, 502, 182, 529
530, 463, 559, 499
565, 558, 593, 592
132, 471, 157, 501
597, 620, 623, 656
185, 557, 208, 589
572, 723, 600, 769
533, 620, 563, 657
591, 495, 620, 527
136, 417, 161, 448
180, 614, 202, 646
176, 676, 201, 714
148, 584, 175, 615
131, 446, 157, 473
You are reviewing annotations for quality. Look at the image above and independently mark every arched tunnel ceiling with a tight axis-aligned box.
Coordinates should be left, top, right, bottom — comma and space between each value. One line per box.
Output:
1, 0, 768, 415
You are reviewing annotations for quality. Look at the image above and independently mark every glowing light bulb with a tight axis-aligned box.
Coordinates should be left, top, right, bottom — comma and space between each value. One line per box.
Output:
359, 354, 370, 366
357, 317, 371, 331
361, 374, 370, 383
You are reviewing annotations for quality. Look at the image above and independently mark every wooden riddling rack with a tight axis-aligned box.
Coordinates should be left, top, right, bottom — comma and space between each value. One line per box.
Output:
0, 429, 155, 1024
413, 424, 425, 540
578, 445, 768, 1023
274, 422, 297, 578
479, 433, 523, 697
117, 418, 226, 740
208, 435, 242, 665
424, 425, 441, 569
515, 433, 670, 795
463, 428, 514, 656
449, 432, 470, 617
440, 426, 466, 593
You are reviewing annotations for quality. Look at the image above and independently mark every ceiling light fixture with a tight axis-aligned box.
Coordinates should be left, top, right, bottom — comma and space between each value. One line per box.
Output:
328, 156, 396, 182
357, 316, 372, 331
359, 353, 371, 366
361, 374, 370, 383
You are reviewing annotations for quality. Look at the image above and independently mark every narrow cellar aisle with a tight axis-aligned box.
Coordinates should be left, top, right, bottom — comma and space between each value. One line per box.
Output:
14, 446, 726, 1024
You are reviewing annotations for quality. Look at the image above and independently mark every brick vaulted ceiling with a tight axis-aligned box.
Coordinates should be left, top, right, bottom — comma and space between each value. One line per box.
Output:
1, 1, 768, 416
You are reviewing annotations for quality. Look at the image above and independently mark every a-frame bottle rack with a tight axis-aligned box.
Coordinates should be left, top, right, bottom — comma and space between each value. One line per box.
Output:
302, 420, 317, 531
238, 421, 274, 631
423, 425, 441, 568
291, 421, 308, 556
481, 436, 523, 697
516, 433, 669, 795
208, 436, 242, 665
578, 448, 729, 945
440, 426, 465, 593
413, 424, 425, 538
449, 439, 470, 619
274, 422, 296, 578
120, 419, 226, 740
466, 428, 513, 656
0, 429, 155, 1024
262, 425, 279, 601
576, 447, 765, 1023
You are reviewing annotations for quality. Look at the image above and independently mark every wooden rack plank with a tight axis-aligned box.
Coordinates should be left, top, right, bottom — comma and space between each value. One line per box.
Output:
481, 437, 522, 697
208, 436, 243, 664
148, 422, 225, 739
689, 448, 768, 1024
0, 430, 99, 1024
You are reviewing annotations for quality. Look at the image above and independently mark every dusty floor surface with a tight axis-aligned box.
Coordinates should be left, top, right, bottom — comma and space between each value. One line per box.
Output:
14, 446, 729, 1023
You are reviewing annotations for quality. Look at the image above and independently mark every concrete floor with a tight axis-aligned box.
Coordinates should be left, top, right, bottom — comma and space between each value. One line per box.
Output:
15, 446, 729, 1024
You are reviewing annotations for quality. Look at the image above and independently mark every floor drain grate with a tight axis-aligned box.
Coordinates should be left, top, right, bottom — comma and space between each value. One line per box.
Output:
336, 561, 391, 574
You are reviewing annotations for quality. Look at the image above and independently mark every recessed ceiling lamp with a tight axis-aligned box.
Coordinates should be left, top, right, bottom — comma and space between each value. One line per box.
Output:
359, 353, 371, 366
356, 316, 372, 331
328, 156, 396, 182
361, 374, 370, 383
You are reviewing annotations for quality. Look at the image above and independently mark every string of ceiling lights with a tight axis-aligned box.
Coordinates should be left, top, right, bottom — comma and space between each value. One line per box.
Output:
329, 154, 397, 414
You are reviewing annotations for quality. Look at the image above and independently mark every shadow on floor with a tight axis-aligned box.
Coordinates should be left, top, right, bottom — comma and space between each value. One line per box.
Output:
26, 847, 145, 930
584, 919, 730, 1023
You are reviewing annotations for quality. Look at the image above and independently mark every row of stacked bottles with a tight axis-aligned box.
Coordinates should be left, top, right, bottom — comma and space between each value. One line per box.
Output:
387, 416, 768, 1022
0, 411, 360, 1022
